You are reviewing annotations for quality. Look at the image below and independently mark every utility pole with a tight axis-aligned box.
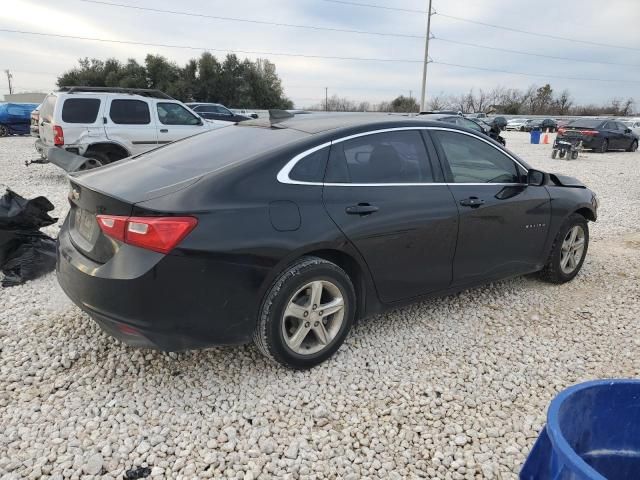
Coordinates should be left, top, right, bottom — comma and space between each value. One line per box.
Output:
325, 87, 328, 111
5, 70, 13, 95
419, 0, 433, 112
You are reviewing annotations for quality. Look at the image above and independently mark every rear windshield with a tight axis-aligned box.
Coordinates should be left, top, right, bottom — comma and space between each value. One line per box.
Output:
62, 98, 101, 124
567, 119, 604, 129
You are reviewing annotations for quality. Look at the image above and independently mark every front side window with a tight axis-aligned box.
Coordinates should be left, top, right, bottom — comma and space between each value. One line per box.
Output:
61, 98, 101, 124
109, 99, 150, 125
434, 130, 521, 184
326, 130, 434, 184
157, 103, 201, 125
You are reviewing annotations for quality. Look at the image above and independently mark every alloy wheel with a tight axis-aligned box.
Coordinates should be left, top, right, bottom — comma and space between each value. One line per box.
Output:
78, 158, 103, 170
281, 280, 345, 355
560, 225, 586, 274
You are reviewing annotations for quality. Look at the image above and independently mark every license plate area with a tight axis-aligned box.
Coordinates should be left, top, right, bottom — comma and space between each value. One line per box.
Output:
74, 207, 98, 243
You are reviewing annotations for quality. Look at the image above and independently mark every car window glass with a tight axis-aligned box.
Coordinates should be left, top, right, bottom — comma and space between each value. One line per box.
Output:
40, 95, 57, 123
616, 122, 627, 131
461, 119, 482, 131
434, 130, 520, 184
213, 106, 232, 115
157, 103, 201, 126
290, 148, 329, 182
61, 98, 101, 124
109, 100, 150, 125
326, 130, 434, 184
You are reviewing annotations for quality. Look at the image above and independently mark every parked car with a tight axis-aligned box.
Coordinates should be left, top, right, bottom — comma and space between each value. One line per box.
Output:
419, 113, 505, 145
234, 108, 259, 119
523, 118, 558, 132
505, 118, 530, 131
620, 118, 640, 136
30, 107, 41, 137
0, 102, 39, 136
186, 103, 251, 123
56, 113, 598, 369
557, 119, 639, 153
34, 87, 228, 171
466, 112, 488, 119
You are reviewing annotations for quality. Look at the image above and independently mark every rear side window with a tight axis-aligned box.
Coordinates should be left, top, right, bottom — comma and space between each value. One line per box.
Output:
326, 130, 434, 184
290, 148, 329, 182
39, 95, 57, 123
433, 131, 521, 184
61, 98, 101, 124
157, 103, 200, 125
110, 100, 150, 125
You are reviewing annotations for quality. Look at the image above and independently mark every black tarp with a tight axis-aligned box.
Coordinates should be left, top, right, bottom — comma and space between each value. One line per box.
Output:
0, 189, 58, 287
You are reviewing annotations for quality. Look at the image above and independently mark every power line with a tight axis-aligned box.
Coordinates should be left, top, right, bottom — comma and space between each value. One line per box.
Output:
77, 0, 424, 39
432, 61, 640, 84
436, 12, 640, 52
2, 29, 639, 85
0, 28, 424, 63
434, 36, 640, 68
316, 0, 427, 14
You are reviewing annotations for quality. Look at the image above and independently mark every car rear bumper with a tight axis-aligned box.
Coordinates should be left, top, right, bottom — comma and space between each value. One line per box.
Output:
56, 217, 265, 351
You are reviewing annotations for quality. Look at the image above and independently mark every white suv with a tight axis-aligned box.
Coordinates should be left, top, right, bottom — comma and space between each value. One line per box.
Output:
34, 87, 229, 170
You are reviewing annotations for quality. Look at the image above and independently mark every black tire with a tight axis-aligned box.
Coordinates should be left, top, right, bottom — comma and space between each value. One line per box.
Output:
551, 150, 558, 159
598, 139, 608, 154
253, 257, 356, 369
0, 124, 8, 137
538, 214, 589, 284
627, 140, 638, 152
80, 151, 110, 170
571, 150, 579, 160
559, 150, 566, 159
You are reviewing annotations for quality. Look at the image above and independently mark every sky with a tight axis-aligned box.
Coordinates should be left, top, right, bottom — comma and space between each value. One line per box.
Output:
1, 0, 639, 108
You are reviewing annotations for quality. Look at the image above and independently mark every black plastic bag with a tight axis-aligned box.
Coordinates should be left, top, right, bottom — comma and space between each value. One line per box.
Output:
0, 189, 58, 287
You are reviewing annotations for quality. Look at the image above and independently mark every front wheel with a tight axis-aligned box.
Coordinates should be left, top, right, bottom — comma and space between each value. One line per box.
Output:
0, 124, 8, 137
254, 257, 356, 369
627, 140, 638, 152
539, 214, 589, 284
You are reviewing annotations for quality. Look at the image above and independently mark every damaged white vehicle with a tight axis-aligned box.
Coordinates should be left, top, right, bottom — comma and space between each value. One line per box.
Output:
33, 87, 229, 171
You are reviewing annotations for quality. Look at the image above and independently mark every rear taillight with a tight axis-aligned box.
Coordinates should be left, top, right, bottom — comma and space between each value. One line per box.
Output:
580, 130, 598, 137
96, 215, 197, 254
53, 125, 64, 146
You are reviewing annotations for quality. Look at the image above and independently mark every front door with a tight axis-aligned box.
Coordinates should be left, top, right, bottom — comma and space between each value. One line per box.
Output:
322, 129, 459, 303
430, 129, 551, 286
155, 101, 210, 144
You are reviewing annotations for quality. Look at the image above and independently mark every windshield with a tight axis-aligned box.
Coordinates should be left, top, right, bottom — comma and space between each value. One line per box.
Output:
568, 119, 604, 129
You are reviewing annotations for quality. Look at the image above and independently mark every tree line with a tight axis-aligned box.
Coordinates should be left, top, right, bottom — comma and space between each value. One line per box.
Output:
57, 53, 293, 109
310, 84, 636, 116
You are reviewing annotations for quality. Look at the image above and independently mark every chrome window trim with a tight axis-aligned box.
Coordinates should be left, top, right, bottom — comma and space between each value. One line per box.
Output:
277, 126, 528, 186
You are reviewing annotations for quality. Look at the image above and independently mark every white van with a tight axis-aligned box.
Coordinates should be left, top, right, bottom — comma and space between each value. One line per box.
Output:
35, 87, 229, 170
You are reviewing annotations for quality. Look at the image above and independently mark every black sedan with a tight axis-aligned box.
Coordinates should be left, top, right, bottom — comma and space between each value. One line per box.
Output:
523, 118, 558, 132
57, 113, 598, 369
558, 119, 639, 153
185, 103, 251, 123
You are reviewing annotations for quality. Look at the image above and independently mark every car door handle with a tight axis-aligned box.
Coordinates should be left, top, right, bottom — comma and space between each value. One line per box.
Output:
160, 129, 168, 133
459, 197, 485, 208
346, 203, 379, 215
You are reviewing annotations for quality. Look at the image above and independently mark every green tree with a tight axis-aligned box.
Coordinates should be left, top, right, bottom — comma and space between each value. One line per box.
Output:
389, 95, 419, 113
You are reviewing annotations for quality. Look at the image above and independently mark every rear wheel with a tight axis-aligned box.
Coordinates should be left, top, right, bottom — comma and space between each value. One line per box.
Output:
627, 140, 638, 152
539, 214, 589, 284
598, 139, 608, 154
571, 150, 579, 160
0, 124, 8, 137
254, 257, 355, 369
80, 151, 110, 170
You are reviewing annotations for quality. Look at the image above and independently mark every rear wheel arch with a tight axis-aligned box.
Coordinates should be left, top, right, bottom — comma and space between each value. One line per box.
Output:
85, 142, 130, 163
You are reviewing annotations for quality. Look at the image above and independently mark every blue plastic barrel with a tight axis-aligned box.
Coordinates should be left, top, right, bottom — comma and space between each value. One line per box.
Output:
521, 379, 640, 480
530, 129, 541, 144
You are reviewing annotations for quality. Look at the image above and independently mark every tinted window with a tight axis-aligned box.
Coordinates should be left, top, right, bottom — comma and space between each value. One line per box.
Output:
290, 148, 329, 182
615, 122, 628, 131
459, 118, 483, 132
109, 100, 150, 125
157, 103, 201, 125
61, 98, 101, 124
434, 131, 520, 184
326, 130, 434, 183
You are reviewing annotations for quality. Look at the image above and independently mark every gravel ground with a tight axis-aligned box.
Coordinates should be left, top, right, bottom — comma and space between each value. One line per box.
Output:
1, 132, 639, 480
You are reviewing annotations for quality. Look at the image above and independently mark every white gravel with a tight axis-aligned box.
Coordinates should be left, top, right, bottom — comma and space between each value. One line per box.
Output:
1, 132, 639, 479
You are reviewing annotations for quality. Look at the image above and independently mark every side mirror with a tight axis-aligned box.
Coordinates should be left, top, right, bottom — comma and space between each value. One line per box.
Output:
625, 128, 632, 134
528, 169, 546, 186
198, 117, 204, 126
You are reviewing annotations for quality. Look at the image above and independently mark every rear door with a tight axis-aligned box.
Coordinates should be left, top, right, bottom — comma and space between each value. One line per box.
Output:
322, 128, 459, 303
430, 129, 551, 285
57, 95, 106, 146
105, 98, 157, 155
155, 101, 210, 144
